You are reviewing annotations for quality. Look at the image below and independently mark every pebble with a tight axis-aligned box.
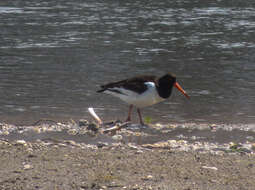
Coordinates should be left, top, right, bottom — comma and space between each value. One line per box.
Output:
33, 127, 41, 133
167, 124, 177, 129
67, 128, 78, 135
209, 124, 218, 131
65, 140, 77, 146
87, 123, 99, 132
246, 136, 254, 141
112, 135, 123, 141
23, 164, 33, 170
15, 140, 27, 146
136, 149, 143, 154
0, 121, 255, 155
58, 143, 67, 147
26, 148, 34, 153
128, 143, 140, 150
155, 123, 164, 129
79, 119, 89, 127
147, 175, 153, 179
97, 142, 109, 148
176, 134, 187, 139
0, 140, 9, 145
142, 175, 153, 180
202, 166, 218, 171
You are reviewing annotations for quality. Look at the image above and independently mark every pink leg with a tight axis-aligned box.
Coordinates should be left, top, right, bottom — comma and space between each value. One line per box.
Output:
137, 108, 144, 125
126, 105, 133, 122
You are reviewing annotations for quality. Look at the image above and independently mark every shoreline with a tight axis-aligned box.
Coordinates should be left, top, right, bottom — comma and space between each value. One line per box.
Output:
1, 120, 255, 154
1, 114, 255, 130
0, 119, 255, 189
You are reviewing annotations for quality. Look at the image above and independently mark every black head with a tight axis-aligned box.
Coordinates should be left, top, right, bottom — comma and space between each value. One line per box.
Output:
157, 73, 176, 98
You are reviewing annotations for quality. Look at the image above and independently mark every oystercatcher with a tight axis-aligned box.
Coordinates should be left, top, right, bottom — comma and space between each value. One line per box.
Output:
97, 73, 189, 125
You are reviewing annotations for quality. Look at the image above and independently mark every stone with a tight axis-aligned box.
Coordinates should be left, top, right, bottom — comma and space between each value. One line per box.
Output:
202, 166, 218, 171
67, 129, 78, 135
246, 136, 254, 141
252, 144, 255, 151
15, 140, 27, 146
112, 135, 123, 141
79, 119, 89, 127
24, 164, 33, 170
87, 123, 99, 132
97, 142, 108, 148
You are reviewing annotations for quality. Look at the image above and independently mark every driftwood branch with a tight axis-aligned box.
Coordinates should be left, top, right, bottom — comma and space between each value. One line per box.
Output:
102, 122, 130, 134
88, 107, 130, 134
88, 107, 103, 124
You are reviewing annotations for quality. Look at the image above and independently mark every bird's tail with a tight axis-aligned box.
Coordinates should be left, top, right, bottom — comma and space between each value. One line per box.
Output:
97, 89, 105, 93
97, 85, 106, 93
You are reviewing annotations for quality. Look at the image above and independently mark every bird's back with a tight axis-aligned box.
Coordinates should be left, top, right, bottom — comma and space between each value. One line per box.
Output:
97, 75, 158, 94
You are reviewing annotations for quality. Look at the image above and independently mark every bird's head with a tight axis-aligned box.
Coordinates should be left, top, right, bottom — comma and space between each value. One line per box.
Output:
159, 73, 190, 99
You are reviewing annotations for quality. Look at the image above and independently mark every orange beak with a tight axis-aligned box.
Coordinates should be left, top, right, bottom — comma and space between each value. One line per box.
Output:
174, 82, 190, 99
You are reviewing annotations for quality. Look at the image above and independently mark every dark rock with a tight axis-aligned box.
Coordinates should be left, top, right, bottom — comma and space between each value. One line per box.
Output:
86, 123, 99, 132
79, 119, 89, 127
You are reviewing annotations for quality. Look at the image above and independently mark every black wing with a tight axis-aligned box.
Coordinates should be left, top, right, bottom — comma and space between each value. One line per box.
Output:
97, 75, 157, 94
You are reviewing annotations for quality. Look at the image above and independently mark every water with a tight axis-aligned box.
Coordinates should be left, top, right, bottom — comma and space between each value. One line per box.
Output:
0, 0, 255, 125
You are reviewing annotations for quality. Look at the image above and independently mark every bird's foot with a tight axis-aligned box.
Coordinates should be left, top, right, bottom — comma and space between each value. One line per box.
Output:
139, 121, 149, 128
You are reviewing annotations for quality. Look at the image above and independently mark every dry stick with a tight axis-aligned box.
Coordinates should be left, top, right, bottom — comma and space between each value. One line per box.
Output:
88, 107, 103, 125
88, 107, 130, 133
102, 122, 130, 134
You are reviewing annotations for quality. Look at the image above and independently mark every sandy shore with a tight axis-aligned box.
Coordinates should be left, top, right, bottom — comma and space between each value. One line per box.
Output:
0, 120, 255, 190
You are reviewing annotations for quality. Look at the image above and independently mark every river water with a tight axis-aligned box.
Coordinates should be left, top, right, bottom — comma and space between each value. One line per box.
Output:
0, 0, 255, 125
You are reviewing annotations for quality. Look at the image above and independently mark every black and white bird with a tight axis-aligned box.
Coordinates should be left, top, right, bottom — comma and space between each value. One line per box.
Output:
97, 73, 189, 125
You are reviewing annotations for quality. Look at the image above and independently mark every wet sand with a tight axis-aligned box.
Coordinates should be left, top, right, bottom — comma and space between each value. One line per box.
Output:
0, 120, 255, 190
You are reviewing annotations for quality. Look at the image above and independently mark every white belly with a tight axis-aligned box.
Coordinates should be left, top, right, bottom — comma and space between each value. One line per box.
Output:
104, 82, 165, 108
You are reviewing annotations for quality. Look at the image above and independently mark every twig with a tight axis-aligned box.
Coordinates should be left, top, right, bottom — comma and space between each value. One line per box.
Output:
103, 122, 130, 134
88, 107, 103, 124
